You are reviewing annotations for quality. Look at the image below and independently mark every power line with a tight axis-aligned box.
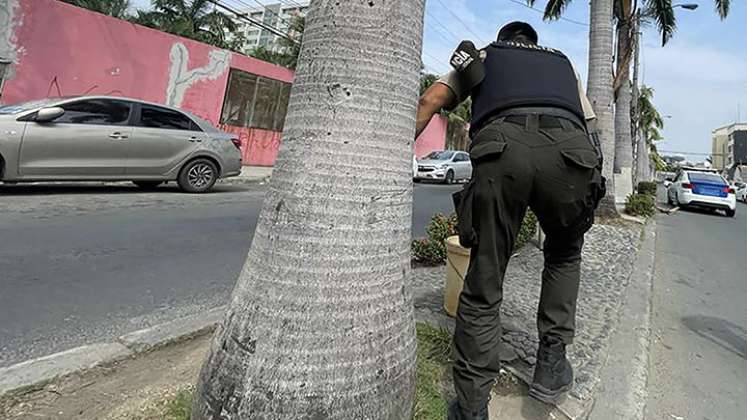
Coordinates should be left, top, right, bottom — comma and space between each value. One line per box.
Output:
206, 0, 299, 44
432, 0, 491, 44
506, 0, 589, 27
422, 50, 451, 74
425, 10, 462, 43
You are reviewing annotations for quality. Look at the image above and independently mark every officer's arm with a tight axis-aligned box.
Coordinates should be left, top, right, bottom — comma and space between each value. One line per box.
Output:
415, 83, 457, 139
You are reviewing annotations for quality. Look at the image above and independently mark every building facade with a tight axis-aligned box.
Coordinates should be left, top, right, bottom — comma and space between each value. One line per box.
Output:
712, 124, 747, 176
236, 1, 310, 54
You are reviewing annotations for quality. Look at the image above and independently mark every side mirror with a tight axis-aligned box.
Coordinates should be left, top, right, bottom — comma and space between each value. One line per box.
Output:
35, 107, 65, 122
663, 181, 672, 188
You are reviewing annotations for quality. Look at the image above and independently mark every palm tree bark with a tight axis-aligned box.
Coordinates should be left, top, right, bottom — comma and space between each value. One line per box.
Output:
587, 0, 618, 216
636, 133, 650, 182
192, 1, 425, 418
614, 18, 634, 200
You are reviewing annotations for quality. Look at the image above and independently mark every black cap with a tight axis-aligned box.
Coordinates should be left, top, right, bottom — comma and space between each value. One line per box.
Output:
497, 21, 539, 44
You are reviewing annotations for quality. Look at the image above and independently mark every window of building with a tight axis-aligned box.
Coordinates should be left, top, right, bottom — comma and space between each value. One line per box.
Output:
0, 61, 9, 98
220, 69, 292, 132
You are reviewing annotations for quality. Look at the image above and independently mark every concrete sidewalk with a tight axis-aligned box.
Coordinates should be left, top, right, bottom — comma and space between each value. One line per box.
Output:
219, 165, 273, 184
412, 221, 647, 419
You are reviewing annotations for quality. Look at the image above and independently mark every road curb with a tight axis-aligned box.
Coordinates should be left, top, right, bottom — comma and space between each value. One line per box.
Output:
587, 219, 657, 420
0, 306, 226, 398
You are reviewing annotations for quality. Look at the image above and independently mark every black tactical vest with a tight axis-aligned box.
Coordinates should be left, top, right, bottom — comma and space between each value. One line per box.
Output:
470, 41, 585, 135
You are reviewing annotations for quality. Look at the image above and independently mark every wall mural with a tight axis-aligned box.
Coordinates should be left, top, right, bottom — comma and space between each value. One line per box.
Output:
166, 43, 231, 108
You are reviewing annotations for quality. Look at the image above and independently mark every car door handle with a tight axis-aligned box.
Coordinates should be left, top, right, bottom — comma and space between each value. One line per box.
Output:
188, 136, 202, 142
109, 132, 128, 139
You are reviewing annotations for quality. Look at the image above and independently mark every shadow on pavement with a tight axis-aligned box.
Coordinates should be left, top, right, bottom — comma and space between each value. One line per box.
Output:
682, 315, 747, 360
0, 183, 245, 196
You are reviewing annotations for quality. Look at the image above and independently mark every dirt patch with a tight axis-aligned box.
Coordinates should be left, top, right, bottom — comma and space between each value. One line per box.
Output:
0, 334, 211, 420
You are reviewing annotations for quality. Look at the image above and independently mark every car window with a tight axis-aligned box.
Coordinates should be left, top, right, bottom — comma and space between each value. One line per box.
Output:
455, 153, 469, 162
687, 172, 726, 184
138, 104, 200, 131
54, 99, 131, 125
425, 151, 454, 160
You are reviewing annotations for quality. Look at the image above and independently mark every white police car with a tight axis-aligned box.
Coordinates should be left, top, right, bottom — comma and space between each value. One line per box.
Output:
665, 168, 736, 217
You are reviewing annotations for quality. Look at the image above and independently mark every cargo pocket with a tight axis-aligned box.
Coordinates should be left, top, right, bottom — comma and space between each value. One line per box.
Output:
469, 141, 507, 163
561, 148, 607, 211
452, 181, 478, 248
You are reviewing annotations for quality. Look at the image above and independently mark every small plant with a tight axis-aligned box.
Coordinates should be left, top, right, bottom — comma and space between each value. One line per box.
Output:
637, 181, 658, 196
413, 323, 452, 420
412, 211, 538, 265
625, 193, 655, 217
516, 211, 538, 250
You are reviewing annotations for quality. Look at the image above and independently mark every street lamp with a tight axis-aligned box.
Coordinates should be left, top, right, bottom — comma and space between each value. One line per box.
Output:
673, 3, 699, 10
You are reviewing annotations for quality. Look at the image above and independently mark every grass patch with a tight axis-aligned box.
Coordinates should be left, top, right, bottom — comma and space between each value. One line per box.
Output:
156, 324, 453, 420
413, 323, 452, 420
164, 389, 192, 420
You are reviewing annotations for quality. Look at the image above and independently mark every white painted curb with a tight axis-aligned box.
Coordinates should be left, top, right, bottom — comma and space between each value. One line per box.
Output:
0, 306, 226, 398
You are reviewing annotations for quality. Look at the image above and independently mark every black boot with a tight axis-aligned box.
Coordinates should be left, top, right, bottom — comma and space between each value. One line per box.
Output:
447, 399, 489, 420
529, 336, 573, 404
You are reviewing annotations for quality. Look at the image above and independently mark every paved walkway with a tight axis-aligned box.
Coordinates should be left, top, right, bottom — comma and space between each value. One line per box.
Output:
411, 222, 641, 418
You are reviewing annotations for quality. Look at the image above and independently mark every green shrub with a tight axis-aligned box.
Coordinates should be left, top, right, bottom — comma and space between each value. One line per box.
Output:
412, 211, 538, 265
516, 211, 538, 250
637, 181, 657, 196
625, 193, 655, 217
411, 214, 458, 265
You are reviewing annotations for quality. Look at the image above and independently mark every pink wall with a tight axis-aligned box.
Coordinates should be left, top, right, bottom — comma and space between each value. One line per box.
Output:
1, 0, 294, 166
415, 115, 448, 158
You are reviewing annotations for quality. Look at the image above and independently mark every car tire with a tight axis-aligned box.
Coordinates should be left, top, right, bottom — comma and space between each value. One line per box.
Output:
725, 208, 736, 218
414, 178, 421, 183
445, 170, 455, 185
178, 158, 218, 193
133, 181, 163, 190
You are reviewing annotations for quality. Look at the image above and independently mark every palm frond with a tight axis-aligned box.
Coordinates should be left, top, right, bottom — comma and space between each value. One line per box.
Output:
714, 0, 730, 19
543, 0, 573, 20
642, 0, 677, 46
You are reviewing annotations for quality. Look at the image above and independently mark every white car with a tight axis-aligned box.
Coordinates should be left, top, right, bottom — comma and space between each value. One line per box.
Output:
414, 150, 472, 184
734, 182, 747, 203
665, 170, 736, 217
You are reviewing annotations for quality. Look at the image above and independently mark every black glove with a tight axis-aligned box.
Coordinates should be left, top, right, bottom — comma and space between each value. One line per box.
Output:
450, 41, 485, 91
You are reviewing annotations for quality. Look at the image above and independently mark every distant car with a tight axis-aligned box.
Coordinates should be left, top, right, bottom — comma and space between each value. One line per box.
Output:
415, 150, 472, 184
665, 170, 736, 217
0, 96, 242, 193
734, 182, 747, 203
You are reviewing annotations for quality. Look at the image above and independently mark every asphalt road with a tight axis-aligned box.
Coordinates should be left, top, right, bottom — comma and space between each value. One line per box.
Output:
646, 189, 747, 419
0, 181, 460, 368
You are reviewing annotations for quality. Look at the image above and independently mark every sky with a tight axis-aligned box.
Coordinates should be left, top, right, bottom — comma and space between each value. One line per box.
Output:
132, 0, 747, 159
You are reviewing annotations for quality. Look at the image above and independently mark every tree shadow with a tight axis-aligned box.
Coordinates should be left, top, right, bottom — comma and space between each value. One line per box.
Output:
0, 183, 242, 196
681, 315, 747, 360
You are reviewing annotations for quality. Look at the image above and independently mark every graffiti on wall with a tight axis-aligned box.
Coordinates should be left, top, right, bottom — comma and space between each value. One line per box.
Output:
166, 43, 231, 108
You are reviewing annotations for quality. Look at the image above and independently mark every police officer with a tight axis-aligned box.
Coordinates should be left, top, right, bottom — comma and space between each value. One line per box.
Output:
415, 22, 604, 419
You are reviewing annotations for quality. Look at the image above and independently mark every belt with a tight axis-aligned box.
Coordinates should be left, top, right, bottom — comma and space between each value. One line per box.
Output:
489, 107, 587, 133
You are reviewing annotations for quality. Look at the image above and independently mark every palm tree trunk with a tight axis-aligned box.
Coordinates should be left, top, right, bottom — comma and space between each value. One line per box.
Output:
635, 134, 648, 182
192, 1, 425, 418
614, 19, 634, 200
587, 0, 618, 216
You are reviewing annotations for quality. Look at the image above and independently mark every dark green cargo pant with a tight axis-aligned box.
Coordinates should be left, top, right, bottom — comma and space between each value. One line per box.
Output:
452, 114, 601, 411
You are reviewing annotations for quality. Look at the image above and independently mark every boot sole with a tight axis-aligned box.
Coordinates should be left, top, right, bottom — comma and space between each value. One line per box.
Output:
528, 381, 573, 404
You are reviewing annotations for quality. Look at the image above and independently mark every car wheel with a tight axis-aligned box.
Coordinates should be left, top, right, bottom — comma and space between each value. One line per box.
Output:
725, 208, 736, 218
178, 158, 218, 193
414, 178, 421, 183
133, 181, 163, 190
445, 170, 455, 185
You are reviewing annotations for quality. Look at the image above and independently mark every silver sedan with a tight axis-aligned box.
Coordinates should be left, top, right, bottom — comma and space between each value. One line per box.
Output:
0, 96, 242, 193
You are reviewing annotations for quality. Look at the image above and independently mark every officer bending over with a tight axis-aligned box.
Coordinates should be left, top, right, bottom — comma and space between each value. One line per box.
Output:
415, 22, 605, 420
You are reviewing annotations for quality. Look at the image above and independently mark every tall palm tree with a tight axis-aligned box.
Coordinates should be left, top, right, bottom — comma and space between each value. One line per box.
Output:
635, 85, 665, 181
133, 0, 237, 50
61, 0, 131, 18
191, 1, 426, 418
